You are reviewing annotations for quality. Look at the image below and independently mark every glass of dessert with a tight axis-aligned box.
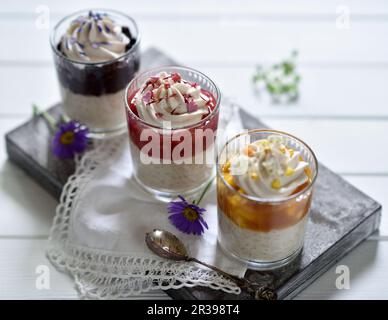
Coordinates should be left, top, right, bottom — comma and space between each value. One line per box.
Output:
125, 66, 221, 202
50, 9, 140, 138
217, 130, 318, 269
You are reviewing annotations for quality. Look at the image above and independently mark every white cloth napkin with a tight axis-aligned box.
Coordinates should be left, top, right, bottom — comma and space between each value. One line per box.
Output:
47, 103, 247, 299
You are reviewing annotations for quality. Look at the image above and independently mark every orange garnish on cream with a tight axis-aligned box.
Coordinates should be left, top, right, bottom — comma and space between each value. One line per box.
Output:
243, 145, 255, 157
222, 161, 231, 173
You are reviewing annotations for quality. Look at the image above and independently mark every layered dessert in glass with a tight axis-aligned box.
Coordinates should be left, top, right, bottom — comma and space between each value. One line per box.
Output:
217, 130, 318, 269
125, 66, 220, 202
51, 9, 140, 137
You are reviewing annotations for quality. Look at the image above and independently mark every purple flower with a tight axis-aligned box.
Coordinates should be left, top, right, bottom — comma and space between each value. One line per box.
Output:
52, 121, 89, 159
167, 196, 208, 236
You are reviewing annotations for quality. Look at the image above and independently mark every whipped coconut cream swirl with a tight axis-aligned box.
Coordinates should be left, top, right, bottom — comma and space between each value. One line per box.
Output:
230, 135, 309, 198
133, 72, 211, 128
60, 11, 130, 62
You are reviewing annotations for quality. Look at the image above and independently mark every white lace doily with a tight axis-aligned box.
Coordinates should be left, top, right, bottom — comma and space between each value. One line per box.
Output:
47, 103, 246, 299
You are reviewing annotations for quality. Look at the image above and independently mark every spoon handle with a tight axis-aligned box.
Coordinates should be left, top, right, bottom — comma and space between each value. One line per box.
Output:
187, 257, 277, 300
188, 257, 243, 285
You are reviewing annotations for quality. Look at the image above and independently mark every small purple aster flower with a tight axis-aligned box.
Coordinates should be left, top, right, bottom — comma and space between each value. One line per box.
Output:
168, 196, 208, 236
52, 121, 89, 159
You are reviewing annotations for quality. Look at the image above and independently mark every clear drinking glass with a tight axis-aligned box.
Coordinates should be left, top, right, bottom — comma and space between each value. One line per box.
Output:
50, 9, 141, 138
217, 130, 318, 270
125, 66, 221, 202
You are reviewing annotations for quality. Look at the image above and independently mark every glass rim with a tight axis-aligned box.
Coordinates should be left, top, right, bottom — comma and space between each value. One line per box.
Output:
50, 8, 141, 66
216, 129, 319, 204
124, 65, 221, 130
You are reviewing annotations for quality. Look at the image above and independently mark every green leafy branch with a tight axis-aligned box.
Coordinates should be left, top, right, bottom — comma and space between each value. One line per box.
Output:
252, 50, 301, 103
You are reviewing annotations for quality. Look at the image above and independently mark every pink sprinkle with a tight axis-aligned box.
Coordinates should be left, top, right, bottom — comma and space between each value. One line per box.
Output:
150, 76, 160, 83
155, 112, 164, 119
142, 91, 153, 104
191, 82, 198, 88
187, 100, 198, 113
145, 76, 160, 89
171, 73, 181, 82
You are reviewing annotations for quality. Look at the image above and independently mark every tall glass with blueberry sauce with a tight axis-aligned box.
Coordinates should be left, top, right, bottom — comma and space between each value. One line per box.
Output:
51, 9, 141, 138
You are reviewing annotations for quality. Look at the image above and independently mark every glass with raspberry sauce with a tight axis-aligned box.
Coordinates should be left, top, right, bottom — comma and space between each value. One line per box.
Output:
125, 66, 221, 202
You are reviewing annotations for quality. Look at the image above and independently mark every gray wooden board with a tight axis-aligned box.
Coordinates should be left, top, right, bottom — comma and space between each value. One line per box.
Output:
5, 48, 382, 300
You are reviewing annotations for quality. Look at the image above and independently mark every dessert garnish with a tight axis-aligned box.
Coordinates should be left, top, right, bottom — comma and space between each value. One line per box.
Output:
132, 72, 212, 128
168, 196, 208, 236
167, 179, 213, 236
33, 105, 89, 159
60, 11, 130, 62
252, 50, 300, 102
52, 121, 89, 159
224, 135, 310, 198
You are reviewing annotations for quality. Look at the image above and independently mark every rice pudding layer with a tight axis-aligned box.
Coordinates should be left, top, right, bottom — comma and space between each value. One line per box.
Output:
129, 139, 214, 193
218, 208, 308, 262
217, 134, 313, 263
60, 85, 127, 131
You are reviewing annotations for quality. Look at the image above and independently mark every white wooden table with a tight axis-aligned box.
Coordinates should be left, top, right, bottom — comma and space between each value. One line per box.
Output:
0, 0, 387, 300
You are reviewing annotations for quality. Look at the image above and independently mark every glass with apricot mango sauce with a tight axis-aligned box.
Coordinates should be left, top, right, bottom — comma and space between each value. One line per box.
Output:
217, 130, 318, 270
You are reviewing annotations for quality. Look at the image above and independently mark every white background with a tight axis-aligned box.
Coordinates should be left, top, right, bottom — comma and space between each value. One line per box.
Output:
0, 0, 387, 299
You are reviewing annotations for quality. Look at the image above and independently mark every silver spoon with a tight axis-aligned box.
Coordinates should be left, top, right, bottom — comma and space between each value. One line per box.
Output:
145, 229, 277, 300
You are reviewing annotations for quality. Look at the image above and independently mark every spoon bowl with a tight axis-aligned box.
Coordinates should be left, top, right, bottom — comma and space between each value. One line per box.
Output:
145, 229, 189, 261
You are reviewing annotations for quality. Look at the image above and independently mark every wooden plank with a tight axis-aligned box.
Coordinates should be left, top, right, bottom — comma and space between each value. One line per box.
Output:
0, 67, 59, 116
0, 119, 56, 237
2, 65, 388, 118
261, 118, 388, 174
1, 161, 386, 239
102, 20, 388, 66
202, 66, 388, 119
0, 118, 25, 164
1, 163, 387, 238
6, 100, 383, 301
1, 0, 387, 17
0, 163, 57, 237
0, 46, 386, 238
2, 116, 387, 236
1, 19, 388, 65
0, 239, 77, 299
295, 240, 388, 300
2, 117, 388, 238
0, 118, 56, 236
344, 176, 388, 236
0, 238, 387, 299
0, 239, 170, 299
0, 0, 386, 301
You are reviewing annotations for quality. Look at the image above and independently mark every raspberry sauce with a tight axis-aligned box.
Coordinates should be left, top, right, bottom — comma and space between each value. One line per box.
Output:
126, 89, 219, 161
